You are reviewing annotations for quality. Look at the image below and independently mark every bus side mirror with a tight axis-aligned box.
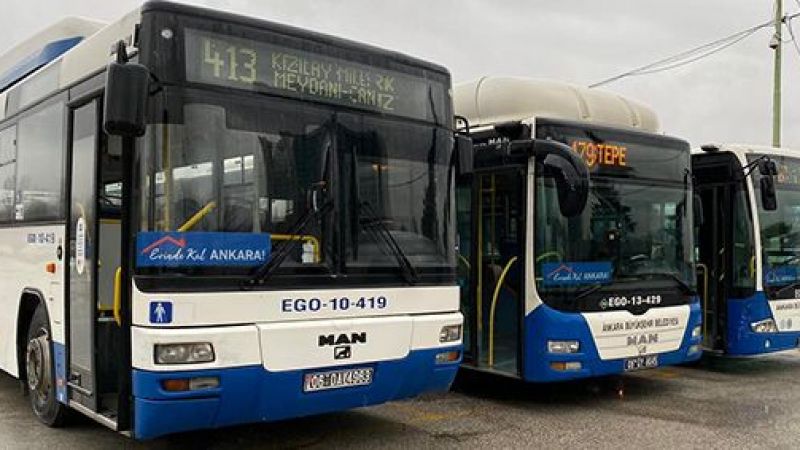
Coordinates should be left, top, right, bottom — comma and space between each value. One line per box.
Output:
758, 159, 778, 176
455, 135, 474, 175
760, 176, 777, 211
103, 41, 149, 137
693, 193, 704, 226
536, 140, 589, 217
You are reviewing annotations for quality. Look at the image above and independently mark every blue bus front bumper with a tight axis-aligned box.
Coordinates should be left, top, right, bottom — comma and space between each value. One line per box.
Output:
725, 292, 800, 355
132, 346, 460, 440
523, 302, 703, 382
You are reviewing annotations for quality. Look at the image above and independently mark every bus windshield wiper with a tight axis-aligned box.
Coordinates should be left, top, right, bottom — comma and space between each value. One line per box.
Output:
245, 195, 333, 288
359, 200, 419, 286
772, 281, 800, 297
628, 272, 696, 295
574, 283, 605, 300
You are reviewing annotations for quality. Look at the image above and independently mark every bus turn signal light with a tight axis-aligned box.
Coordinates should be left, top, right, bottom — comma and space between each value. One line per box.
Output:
161, 377, 220, 392
435, 350, 461, 364
550, 361, 582, 371
45, 262, 56, 274
162, 379, 190, 392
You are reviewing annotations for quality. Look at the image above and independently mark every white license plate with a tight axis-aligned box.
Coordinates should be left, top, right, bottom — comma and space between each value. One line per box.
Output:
624, 355, 659, 372
303, 367, 374, 392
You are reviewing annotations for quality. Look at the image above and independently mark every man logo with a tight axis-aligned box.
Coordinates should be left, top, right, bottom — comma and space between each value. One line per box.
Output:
318, 332, 367, 347
627, 333, 658, 347
334, 346, 352, 360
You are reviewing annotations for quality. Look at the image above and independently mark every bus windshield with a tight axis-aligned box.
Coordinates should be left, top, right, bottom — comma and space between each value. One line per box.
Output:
136, 88, 454, 281
534, 121, 694, 313
750, 154, 800, 297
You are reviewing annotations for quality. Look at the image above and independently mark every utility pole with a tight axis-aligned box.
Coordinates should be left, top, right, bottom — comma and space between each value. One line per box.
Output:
773, 0, 783, 148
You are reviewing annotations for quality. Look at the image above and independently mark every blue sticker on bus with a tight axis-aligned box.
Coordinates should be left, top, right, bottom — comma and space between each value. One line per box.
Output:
542, 261, 614, 286
53, 342, 67, 404
150, 301, 173, 324
136, 232, 271, 267
764, 266, 798, 286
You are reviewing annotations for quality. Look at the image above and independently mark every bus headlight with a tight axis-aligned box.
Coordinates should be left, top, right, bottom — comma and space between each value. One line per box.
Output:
751, 319, 778, 334
692, 325, 702, 339
155, 343, 215, 365
439, 324, 462, 343
547, 340, 580, 354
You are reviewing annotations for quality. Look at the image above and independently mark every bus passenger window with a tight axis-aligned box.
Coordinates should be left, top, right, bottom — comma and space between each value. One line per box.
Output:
16, 101, 65, 222
0, 126, 16, 223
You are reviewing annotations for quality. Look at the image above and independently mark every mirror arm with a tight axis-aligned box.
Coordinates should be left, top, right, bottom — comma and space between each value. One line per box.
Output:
741, 154, 771, 178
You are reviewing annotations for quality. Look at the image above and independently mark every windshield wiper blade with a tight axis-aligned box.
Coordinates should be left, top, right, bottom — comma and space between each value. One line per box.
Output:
773, 281, 800, 297
244, 200, 333, 288
359, 201, 419, 286
574, 283, 605, 300
629, 272, 696, 295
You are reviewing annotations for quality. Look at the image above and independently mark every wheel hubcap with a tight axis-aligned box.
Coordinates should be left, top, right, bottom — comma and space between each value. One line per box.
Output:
26, 330, 51, 407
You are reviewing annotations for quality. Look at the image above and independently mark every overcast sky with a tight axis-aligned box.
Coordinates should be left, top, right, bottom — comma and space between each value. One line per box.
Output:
1, 0, 798, 148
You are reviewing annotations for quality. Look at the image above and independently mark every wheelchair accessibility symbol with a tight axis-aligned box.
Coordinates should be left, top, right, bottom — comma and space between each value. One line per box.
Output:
150, 301, 173, 324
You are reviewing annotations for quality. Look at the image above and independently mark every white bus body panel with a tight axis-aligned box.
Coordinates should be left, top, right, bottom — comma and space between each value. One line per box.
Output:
132, 284, 459, 326
0, 225, 65, 377
130, 284, 461, 372
582, 305, 690, 360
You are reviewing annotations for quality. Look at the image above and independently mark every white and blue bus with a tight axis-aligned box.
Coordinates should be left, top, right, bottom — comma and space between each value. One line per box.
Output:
454, 77, 703, 382
0, 1, 466, 439
693, 144, 800, 355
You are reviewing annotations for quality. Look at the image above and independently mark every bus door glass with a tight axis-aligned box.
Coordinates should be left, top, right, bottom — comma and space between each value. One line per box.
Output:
475, 170, 524, 375
68, 99, 100, 410
456, 180, 474, 359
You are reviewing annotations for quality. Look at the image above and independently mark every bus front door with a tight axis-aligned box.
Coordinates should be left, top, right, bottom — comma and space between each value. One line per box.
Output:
471, 170, 525, 376
67, 97, 123, 420
696, 183, 728, 350
68, 99, 100, 411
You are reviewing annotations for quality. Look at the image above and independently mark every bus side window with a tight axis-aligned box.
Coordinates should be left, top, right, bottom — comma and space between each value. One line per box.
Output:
0, 126, 16, 224
16, 100, 65, 222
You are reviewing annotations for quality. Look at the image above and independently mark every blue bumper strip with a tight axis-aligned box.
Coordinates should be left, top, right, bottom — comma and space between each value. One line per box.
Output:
725, 292, 800, 355
523, 301, 703, 382
132, 346, 460, 440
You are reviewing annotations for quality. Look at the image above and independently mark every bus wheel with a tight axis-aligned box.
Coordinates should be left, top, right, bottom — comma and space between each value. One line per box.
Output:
26, 304, 66, 427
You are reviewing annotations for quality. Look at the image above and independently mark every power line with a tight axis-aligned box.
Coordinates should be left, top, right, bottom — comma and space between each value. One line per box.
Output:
590, 14, 800, 88
786, 16, 800, 59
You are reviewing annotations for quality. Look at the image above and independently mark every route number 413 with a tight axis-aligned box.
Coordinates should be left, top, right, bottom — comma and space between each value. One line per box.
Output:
203, 38, 257, 83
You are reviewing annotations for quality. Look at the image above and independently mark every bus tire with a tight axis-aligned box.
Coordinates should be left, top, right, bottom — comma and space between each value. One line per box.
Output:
25, 303, 66, 427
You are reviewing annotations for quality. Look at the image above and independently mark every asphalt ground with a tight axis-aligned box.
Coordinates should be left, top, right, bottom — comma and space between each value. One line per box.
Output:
2, 352, 800, 449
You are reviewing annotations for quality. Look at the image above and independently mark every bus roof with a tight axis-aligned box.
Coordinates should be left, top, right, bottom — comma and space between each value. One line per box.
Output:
454, 76, 660, 133
0, 8, 140, 120
693, 144, 800, 159
0, 17, 105, 93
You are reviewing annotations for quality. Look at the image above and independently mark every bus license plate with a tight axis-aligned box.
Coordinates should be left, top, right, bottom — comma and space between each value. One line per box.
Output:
304, 367, 374, 392
624, 355, 658, 372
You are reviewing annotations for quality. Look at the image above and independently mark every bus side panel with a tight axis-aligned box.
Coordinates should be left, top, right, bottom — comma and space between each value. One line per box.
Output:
0, 225, 66, 378
726, 292, 800, 355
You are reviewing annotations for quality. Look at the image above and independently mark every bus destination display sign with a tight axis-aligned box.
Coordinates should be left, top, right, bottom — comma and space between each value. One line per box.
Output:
570, 140, 628, 169
184, 28, 443, 121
